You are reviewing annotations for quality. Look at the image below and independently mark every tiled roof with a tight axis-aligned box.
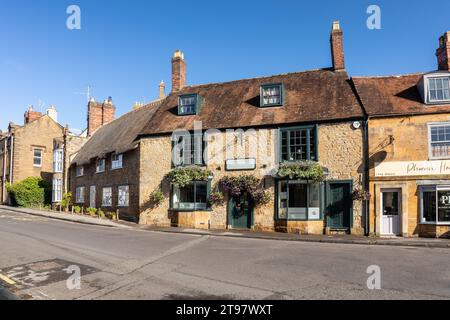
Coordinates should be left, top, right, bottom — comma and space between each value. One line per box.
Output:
71, 100, 162, 165
139, 69, 364, 136
353, 73, 450, 117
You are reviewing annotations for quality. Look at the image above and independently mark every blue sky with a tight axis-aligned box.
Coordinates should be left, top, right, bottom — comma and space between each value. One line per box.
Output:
0, 0, 449, 132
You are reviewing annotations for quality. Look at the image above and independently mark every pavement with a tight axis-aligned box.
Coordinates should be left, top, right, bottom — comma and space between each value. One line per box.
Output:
0, 207, 450, 300
1, 205, 449, 249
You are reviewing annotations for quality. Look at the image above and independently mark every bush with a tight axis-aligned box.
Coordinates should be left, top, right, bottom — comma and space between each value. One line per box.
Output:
73, 206, 82, 214
87, 207, 97, 216
61, 192, 72, 209
167, 166, 212, 188
7, 177, 51, 208
150, 190, 164, 207
208, 191, 225, 207
97, 209, 105, 218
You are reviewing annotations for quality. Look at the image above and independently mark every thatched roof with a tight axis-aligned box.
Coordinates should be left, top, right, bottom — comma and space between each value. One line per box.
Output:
72, 100, 161, 165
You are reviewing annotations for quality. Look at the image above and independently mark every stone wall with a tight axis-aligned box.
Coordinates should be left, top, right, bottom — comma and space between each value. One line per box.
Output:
69, 148, 140, 222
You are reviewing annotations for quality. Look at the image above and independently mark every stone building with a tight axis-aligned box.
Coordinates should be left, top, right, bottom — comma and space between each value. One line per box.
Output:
353, 31, 450, 238
0, 106, 64, 204
136, 21, 366, 235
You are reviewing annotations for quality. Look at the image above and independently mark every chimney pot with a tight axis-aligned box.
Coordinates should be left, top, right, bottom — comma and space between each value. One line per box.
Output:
159, 80, 166, 99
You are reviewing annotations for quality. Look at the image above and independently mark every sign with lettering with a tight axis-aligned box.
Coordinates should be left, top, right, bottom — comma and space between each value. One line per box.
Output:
226, 158, 256, 171
375, 160, 450, 177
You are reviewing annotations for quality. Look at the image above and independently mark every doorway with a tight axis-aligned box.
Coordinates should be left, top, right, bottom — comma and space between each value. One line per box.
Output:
228, 192, 254, 229
380, 189, 401, 236
327, 181, 352, 230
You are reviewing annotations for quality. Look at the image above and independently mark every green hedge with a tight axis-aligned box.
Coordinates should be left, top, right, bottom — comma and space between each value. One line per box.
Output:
7, 177, 51, 207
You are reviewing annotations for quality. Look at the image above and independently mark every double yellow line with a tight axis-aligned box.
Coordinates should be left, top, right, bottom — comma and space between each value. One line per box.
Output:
0, 273, 16, 285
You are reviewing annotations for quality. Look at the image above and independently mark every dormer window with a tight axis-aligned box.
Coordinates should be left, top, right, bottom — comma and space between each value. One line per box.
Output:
428, 77, 450, 103
178, 94, 200, 115
260, 84, 284, 107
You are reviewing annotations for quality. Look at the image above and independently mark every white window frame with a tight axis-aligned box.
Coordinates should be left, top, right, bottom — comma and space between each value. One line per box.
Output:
52, 178, 63, 202
96, 158, 106, 173
428, 122, 450, 160
111, 154, 123, 170
53, 149, 63, 173
102, 187, 112, 207
76, 165, 84, 177
33, 148, 43, 167
427, 76, 450, 103
75, 186, 85, 204
419, 185, 450, 225
118, 185, 129, 207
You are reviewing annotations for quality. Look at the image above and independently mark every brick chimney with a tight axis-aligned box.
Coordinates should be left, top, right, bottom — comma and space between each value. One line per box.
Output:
159, 80, 166, 99
172, 50, 186, 92
437, 31, 450, 71
24, 105, 43, 124
87, 97, 116, 136
330, 21, 345, 71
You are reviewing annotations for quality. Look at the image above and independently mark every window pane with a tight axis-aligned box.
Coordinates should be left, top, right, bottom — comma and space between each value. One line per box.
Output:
288, 183, 307, 208
438, 190, 450, 222
308, 183, 320, 208
179, 184, 195, 204
422, 191, 436, 222
195, 182, 207, 210
278, 181, 288, 219
262, 85, 282, 105
382, 192, 399, 216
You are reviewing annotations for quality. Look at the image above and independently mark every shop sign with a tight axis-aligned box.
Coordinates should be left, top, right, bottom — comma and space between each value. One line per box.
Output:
375, 160, 450, 177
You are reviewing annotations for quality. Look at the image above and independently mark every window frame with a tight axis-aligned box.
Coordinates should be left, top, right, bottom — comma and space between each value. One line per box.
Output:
96, 158, 106, 173
75, 186, 85, 204
276, 179, 324, 221
427, 76, 450, 104
33, 148, 43, 167
111, 153, 123, 170
178, 94, 200, 116
118, 185, 129, 207
53, 149, 63, 173
279, 125, 318, 163
419, 185, 450, 225
170, 180, 212, 211
428, 122, 450, 160
76, 165, 84, 177
260, 83, 284, 107
172, 132, 207, 167
102, 187, 113, 207
52, 178, 63, 202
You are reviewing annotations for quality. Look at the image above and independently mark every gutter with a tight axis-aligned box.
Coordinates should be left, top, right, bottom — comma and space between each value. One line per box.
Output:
1, 136, 7, 203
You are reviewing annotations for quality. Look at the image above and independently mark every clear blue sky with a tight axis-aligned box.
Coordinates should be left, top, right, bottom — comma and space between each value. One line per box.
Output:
0, 0, 449, 132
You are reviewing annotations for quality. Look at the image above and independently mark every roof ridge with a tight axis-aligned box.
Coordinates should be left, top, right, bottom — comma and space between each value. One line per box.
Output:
186, 67, 337, 89
352, 72, 425, 79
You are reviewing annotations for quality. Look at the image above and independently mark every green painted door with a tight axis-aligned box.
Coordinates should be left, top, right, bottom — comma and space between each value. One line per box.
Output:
229, 192, 253, 229
327, 182, 352, 229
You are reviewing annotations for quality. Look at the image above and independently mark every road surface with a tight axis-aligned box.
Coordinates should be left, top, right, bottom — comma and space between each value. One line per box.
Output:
0, 208, 449, 300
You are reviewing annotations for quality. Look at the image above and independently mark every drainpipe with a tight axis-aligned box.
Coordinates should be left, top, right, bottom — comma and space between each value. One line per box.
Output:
363, 119, 370, 236
9, 135, 14, 184
2, 136, 7, 203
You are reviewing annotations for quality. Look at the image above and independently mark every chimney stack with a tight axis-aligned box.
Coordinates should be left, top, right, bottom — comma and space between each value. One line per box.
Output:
330, 21, 345, 71
24, 105, 43, 125
87, 97, 116, 136
172, 50, 186, 92
159, 80, 166, 99
46, 105, 58, 123
437, 31, 450, 71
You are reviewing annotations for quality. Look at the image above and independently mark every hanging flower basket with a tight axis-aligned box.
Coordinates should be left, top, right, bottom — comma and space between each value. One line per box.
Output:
167, 166, 213, 188
272, 161, 325, 182
219, 175, 271, 207
351, 188, 371, 201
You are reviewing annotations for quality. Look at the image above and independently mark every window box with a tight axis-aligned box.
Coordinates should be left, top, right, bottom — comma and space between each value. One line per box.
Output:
260, 84, 284, 107
111, 154, 123, 170
279, 126, 318, 162
96, 159, 106, 173
178, 94, 203, 116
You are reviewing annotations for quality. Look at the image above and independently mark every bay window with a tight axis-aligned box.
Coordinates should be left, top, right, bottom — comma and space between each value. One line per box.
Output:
280, 126, 317, 162
52, 178, 63, 202
172, 181, 209, 210
278, 180, 322, 220
53, 149, 63, 173
420, 186, 450, 224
